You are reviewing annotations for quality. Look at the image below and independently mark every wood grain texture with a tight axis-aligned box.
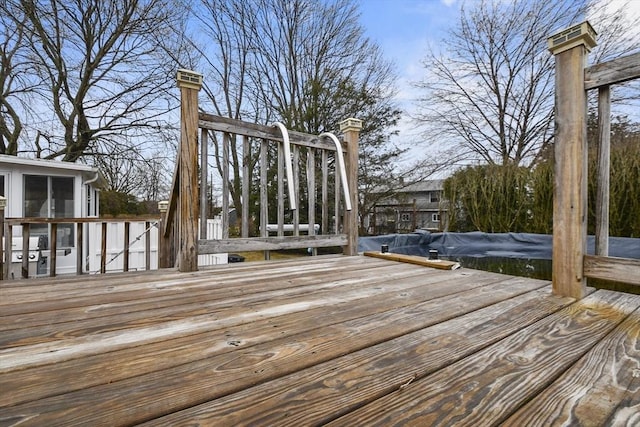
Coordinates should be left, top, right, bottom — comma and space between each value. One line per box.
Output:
198, 234, 347, 253
0, 265, 509, 425
328, 290, 640, 426
503, 305, 640, 426
198, 113, 337, 151
364, 251, 460, 270
584, 51, 640, 90
2, 255, 639, 426
178, 86, 199, 272
552, 45, 588, 299
584, 255, 640, 286
0, 267, 495, 410
141, 284, 567, 426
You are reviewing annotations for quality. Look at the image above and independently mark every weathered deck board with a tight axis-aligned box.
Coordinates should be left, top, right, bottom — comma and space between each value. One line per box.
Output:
503, 305, 640, 426
0, 262, 430, 346
1, 255, 639, 426
329, 290, 640, 426
141, 285, 573, 426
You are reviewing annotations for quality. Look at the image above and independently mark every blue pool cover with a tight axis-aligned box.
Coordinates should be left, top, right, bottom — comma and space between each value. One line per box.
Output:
359, 230, 640, 260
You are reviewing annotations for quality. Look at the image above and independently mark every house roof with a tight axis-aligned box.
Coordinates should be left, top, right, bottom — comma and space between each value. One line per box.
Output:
0, 155, 108, 188
397, 179, 445, 193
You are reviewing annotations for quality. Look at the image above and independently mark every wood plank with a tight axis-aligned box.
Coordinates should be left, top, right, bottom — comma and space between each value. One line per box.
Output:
142, 285, 574, 426
198, 113, 337, 151
595, 86, 611, 256
552, 44, 589, 299
584, 51, 640, 90
178, 85, 199, 272
0, 269, 503, 409
503, 305, 640, 426
0, 263, 434, 348
364, 251, 461, 270
0, 262, 388, 332
584, 254, 640, 286
0, 257, 383, 323
327, 290, 640, 426
0, 265, 470, 371
198, 234, 347, 253
0, 276, 546, 425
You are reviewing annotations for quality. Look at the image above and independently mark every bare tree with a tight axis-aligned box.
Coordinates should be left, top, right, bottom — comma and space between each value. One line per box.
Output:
414, 0, 588, 166
0, 6, 39, 155
4, 0, 180, 162
188, 0, 407, 230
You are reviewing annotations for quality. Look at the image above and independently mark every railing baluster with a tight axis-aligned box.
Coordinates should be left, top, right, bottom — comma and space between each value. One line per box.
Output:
145, 221, 151, 271
242, 135, 250, 238
595, 85, 611, 256
277, 140, 284, 237
222, 132, 230, 239
21, 223, 29, 278
307, 148, 316, 256
200, 129, 209, 243
50, 223, 57, 277
321, 150, 328, 236
77, 223, 83, 275
101, 222, 107, 274
293, 145, 300, 236
124, 222, 130, 272
260, 139, 269, 260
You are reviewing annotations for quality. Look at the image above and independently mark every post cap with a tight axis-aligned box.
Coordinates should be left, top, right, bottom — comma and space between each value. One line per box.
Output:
0, 196, 6, 210
548, 21, 597, 55
339, 118, 363, 132
177, 69, 203, 90
158, 200, 169, 213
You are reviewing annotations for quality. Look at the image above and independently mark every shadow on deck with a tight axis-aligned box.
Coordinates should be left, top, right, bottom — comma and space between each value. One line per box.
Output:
1, 255, 639, 426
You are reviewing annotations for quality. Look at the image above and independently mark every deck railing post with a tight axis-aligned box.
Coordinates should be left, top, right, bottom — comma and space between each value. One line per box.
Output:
177, 69, 203, 272
0, 196, 5, 280
548, 22, 597, 299
158, 200, 169, 268
339, 118, 362, 256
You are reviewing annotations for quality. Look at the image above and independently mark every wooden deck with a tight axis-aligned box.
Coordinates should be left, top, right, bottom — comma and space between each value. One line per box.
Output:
1, 255, 639, 426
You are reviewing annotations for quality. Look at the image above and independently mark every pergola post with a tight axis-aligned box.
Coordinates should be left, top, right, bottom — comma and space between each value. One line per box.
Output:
177, 69, 203, 272
339, 118, 362, 256
547, 22, 597, 299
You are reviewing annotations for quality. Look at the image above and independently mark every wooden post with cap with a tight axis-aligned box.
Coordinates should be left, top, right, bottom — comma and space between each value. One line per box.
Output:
340, 118, 362, 256
547, 22, 597, 298
177, 69, 203, 272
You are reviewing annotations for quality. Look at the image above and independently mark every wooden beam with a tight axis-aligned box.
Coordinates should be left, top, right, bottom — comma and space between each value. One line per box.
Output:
199, 129, 208, 241
364, 251, 461, 270
584, 255, 640, 286
584, 51, 640, 90
341, 119, 361, 256
177, 82, 201, 272
198, 113, 337, 151
595, 86, 611, 256
198, 234, 347, 253
551, 43, 589, 299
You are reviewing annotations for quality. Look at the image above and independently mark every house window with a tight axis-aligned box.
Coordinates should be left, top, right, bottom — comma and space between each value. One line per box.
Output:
432, 213, 441, 222
0, 175, 5, 197
400, 213, 411, 222
430, 192, 440, 203
24, 175, 75, 248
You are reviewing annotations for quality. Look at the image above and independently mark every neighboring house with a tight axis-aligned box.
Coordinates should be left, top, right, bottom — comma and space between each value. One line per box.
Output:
370, 179, 448, 234
0, 155, 107, 276
0, 155, 227, 278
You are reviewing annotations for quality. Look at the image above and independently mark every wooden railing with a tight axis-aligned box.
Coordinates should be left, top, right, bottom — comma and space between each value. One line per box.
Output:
549, 22, 640, 297
162, 72, 360, 271
196, 114, 360, 257
0, 215, 159, 279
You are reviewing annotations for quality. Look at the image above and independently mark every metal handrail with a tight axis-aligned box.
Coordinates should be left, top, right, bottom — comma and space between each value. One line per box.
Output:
319, 132, 352, 211
273, 122, 297, 211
